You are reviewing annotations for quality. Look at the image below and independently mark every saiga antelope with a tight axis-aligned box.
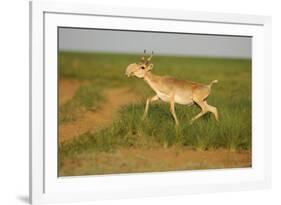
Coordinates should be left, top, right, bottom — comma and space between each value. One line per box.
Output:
125, 50, 219, 125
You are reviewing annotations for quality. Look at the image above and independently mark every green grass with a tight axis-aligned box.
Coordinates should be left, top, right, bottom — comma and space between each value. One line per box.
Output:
59, 51, 251, 157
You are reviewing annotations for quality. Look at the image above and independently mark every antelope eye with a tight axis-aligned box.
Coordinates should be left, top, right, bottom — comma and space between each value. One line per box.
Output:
141, 66, 145, 69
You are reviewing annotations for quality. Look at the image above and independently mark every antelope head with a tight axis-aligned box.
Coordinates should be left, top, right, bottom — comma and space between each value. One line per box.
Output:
125, 50, 154, 78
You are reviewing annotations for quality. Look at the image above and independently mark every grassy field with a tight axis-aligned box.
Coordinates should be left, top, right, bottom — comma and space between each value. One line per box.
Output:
58, 51, 252, 176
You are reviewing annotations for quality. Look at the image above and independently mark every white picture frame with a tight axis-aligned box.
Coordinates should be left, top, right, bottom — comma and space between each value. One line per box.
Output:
30, 1, 272, 204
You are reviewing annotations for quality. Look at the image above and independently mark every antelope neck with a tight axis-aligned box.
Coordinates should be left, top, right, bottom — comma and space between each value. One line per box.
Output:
143, 71, 160, 89
144, 71, 154, 82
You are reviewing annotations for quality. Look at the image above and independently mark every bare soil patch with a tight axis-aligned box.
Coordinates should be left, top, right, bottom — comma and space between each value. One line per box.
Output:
59, 81, 140, 143
59, 79, 81, 106
59, 147, 251, 176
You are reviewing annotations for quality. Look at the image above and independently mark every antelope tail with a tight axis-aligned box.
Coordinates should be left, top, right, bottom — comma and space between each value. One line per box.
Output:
208, 80, 218, 88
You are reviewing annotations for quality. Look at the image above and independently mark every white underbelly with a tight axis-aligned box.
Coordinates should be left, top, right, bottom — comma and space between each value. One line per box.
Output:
157, 92, 193, 105
175, 95, 193, 105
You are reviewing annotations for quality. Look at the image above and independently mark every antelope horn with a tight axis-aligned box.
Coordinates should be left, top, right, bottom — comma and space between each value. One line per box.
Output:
140, 49, 147, 62
147, 51, 153, 62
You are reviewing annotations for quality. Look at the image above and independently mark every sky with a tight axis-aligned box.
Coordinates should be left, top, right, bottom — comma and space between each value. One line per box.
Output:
59, 27, 251, 58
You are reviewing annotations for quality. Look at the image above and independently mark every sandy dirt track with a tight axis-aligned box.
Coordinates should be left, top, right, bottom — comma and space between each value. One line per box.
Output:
60, 147, 251, 176
59, 79, 140, 143
59, 79, 81, 106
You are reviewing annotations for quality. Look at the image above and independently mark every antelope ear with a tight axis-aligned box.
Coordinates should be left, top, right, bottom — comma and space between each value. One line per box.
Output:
147, 63, 153, 71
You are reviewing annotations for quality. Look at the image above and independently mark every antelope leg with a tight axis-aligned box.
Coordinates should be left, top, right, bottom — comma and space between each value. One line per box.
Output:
204, 101, 219, 121
170, 94, 179, 125
142, 95, 159, 120
190, 100, 208, 124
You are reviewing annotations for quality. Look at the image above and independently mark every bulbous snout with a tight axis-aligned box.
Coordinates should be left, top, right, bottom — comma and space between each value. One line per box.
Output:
125, 63, 137, 77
